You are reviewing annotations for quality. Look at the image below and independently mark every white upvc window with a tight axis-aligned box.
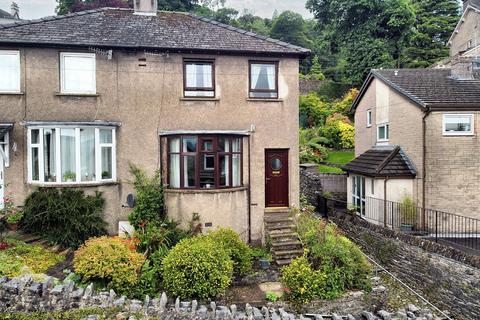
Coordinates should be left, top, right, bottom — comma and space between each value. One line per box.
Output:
0, 132, 10, 167
377, 123, 389, 142
27, 126, 116, 184
442, 114, 474, 136
60, 52, 96, 94
0, 50, 20, 93
352, 175, 365, 216
366, 110, 372, 127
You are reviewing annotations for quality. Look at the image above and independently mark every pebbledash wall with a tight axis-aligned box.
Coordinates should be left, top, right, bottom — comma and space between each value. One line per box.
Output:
330, 211, 480, 320
1, 48, 300, 242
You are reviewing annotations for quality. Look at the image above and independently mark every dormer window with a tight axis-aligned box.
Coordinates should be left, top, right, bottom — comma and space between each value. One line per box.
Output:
183, 60, 215, 98
60, 52, 96, 94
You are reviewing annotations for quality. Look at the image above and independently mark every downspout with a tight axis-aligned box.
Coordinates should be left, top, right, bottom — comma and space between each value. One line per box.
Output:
383, 177, 388, 227
422, 108, 431, 229
247, 133, 252, 244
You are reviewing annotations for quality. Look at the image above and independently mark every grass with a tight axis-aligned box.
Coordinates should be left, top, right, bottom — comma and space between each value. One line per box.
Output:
0, 237, 65, 278
318, 164, 345, 174
325, 150, 354, 166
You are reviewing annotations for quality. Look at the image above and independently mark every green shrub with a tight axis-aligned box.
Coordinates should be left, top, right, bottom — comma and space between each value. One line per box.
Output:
128, 163, 165, 229
207, 228, 252, 276
161, 236, 233, 299
21, 188, 106, 248
281, 256, 327, 305
73, 236, 145, 295
294, 211, 371, 298
134, 219, 188, 255
130, 246, 170, 299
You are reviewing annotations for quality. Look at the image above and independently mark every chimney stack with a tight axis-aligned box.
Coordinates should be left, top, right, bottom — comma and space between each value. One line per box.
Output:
134, 0, 157, 16
10, 2, 19, 19
463, 0, 480, 11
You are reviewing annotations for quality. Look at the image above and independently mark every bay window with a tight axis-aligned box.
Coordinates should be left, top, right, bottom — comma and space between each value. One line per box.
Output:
28, 126, 116, 184
183, 60, 215, 97
168, 135, 242, 189
249, 61, 278, 99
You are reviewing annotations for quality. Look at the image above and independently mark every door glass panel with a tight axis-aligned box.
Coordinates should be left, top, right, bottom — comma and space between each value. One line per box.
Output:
271, 157, 282, 170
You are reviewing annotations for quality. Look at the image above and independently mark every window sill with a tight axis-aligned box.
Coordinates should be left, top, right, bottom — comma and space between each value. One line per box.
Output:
165, 186, 247, 194
442, 133, 474, 136
28, 181, 118, 188
0, 91, 24, 95
180, 97, 220, 102
246, 98, 283, 102
55, 92, 99, 97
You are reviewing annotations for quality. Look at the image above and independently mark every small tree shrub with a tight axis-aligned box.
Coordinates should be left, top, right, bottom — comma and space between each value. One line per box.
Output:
21, 188, 106, 248
73, 236, 145, 295
281, 256, 327, 305
161, 236, 233, 299
128, 163, 165, 229
134, 219, 187, 255
207, 228, 253, 276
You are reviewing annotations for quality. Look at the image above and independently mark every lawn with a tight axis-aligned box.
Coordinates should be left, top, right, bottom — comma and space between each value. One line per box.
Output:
325, 150, 354, 166
318, 164, 345, 174
0, 237, 65, 278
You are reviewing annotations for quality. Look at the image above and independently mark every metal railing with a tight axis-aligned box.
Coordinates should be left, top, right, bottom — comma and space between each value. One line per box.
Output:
316, 194, 480, 255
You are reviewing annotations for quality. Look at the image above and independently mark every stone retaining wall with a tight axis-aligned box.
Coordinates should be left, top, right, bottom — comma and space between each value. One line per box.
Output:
300, 167, 347, 205
330, 211, 480, 320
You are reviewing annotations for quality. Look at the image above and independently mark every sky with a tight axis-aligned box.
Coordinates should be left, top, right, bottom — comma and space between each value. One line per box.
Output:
0, 0, 311, 20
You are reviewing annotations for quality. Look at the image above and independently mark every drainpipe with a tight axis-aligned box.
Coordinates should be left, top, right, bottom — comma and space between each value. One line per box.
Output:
247, 132, 252, 244
422, 108, 431, 229
384, 177, 388, 227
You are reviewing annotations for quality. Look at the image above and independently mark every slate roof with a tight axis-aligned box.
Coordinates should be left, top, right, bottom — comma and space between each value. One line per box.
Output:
343, 146, 416, 178
0, 8, 310, 57
0, 9, 14, 19
351, 68, 480, 111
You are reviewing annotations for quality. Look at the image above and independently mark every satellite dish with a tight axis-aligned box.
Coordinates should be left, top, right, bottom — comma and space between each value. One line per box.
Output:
126, 194, 136, 208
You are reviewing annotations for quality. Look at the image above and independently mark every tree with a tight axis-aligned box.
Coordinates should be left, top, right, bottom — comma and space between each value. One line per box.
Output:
403, 0, 460, 67
157, 0, 197, 11
270, 11, 311, 48
306, 0, 415, 85
57, 0, 198, 14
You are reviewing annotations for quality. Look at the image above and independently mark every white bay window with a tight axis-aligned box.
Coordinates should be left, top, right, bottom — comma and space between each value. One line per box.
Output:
28, 126, 116, 184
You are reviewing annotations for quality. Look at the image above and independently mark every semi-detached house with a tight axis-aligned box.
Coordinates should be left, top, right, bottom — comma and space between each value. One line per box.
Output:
0, 1, 310, 244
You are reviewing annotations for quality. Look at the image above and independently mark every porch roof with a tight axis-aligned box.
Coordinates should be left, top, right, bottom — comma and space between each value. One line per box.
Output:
0, 123, 13, 136
342, 146, 416, 178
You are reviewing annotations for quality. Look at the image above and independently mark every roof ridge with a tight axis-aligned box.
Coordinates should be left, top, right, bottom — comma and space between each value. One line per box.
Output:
183, 12, 310, 54
0, 7, 112, 30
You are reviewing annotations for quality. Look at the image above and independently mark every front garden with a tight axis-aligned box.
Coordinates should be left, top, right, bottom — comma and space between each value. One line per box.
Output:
0, 164, 429, 317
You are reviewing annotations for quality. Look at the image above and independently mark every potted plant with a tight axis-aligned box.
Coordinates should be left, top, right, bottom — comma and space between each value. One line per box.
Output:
63, 171, 76, 182
400, 196, 417, 232
6, 210, 23, 231
102, 171, 111, 179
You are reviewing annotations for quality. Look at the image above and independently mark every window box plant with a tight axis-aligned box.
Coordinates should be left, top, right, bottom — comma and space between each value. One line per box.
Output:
63, 171, 76, 182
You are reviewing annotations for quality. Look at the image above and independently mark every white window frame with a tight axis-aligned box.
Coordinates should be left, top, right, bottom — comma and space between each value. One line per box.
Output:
27, 126, 116, 184
442, 113, 474, 136
366, 110, 372, 127
60, 52, 96, 94
0, 50, 21, 93
0, 132, 10, 167
377, 123, 389, 142
352, 175, 365, 216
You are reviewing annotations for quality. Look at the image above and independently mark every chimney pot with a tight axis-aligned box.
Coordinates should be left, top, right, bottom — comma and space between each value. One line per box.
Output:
10, 2, 19, 19
134, 0, 157, 16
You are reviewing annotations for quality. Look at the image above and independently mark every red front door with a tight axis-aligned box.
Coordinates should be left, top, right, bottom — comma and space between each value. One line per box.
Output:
265, 149, 289, 207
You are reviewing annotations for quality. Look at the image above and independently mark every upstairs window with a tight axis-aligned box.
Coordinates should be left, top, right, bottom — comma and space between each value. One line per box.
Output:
168, 135, 242, 189
367, 110, 372, 127
60, 52, 96, 94
27, 126, 116, 184
0, 50, 20, 93
183, 60, 215, 97
377, 123, 389, 142
443, 114, 474, 136
249, 61, 278, 99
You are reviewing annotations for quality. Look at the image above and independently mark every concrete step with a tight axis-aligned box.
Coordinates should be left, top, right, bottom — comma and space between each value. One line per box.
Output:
276, 258, 294, 266
264, 207, 290, 214
268, 229, 299, 236
264, 216, 293, 223
272, 240, 303, 251
265, 224, 296, 231
274, 249, 304, 258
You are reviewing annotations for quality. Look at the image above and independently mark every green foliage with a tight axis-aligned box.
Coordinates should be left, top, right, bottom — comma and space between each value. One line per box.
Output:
0, 237, 65, 277
318, 165, 344, 174
299, 128, 329, 164
301, 56, 325, 81
134, 219, 187, 255
400, 196, 417, 223
265, 291, 279, 302
294, 212, 372, 299
250, 246, 273, 262
325, 150, 355, 166
299, 93, 331, 128
128, 163, 165, 230
21, 188, 106, 249
161, 236, 233, 299
0, 308, 137, 320
207, 228, 253, 276
270, 11, 311, 48
320, 114, 355, 150
281, 256, 327, 305
73, 236, 145, 296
